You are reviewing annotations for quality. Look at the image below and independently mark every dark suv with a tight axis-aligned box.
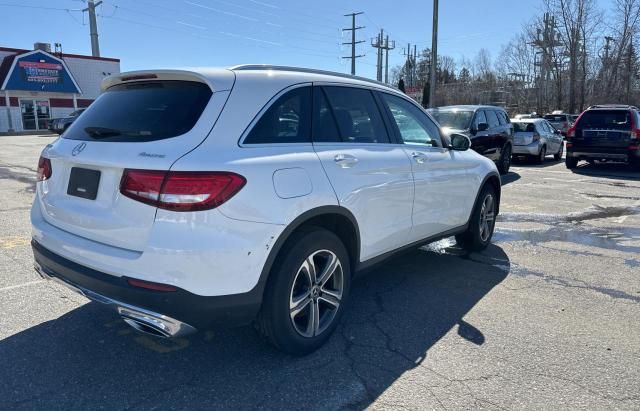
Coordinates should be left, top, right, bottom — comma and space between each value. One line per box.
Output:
429, 105, 514, 174
566, 105, 640, 169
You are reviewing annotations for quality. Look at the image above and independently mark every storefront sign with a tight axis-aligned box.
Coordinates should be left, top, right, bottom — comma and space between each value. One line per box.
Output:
1, 50, 81, 94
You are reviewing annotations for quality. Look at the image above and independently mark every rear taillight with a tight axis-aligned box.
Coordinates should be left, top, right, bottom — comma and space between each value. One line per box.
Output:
566, 127, 575, 139
119, 169, 246, 212
127, 278, 178, 292
36, 156, 52, 181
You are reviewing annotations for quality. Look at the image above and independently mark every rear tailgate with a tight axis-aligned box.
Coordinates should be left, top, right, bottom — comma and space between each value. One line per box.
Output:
574, 110, 633, 149
37, 70, 234, 251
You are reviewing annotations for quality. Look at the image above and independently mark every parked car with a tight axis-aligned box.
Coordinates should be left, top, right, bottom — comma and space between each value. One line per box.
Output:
543, 112, 572, 136
566, 104, 640, 169
429, 105, 514, 174
31, 65, 502, 355
511, 118, 564, 163
514, 113, 534, 120
48, 109, 86, 134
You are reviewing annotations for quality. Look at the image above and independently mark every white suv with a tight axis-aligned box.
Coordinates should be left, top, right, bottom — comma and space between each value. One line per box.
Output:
31, 65, 501, 355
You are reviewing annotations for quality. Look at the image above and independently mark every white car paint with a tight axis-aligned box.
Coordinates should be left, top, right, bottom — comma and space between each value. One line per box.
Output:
32, 66, 499, 301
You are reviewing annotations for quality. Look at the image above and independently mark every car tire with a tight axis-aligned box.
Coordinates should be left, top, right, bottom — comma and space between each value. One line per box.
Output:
497, 144, 512, 175
566, 156, 578, 169
536, 145, 547, 164
554, 143, 564, 161
456, 184, 497, 252
257, 227, 351, 355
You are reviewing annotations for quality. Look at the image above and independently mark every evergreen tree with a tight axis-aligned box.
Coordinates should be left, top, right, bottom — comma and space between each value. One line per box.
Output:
422, 82, 430, 107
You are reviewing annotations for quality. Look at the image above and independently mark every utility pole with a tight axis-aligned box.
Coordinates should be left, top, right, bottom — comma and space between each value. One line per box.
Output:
384, 35, 396, 84
371, 29, 384, 82
429, 0, 438, 108
627, 38, 634, 102
342, 12, 365, 75
402, 43, 413, 87
83, 0, 103, 57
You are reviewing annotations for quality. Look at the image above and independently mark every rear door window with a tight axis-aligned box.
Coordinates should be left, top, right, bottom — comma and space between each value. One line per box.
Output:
486, 110, 501, 129
497, 111, 509, 125
578, 110, 632, 130
321, 86, 390, 144
245, 86, 312, 144
312, 88, 341, 143
64, 81, 212, 142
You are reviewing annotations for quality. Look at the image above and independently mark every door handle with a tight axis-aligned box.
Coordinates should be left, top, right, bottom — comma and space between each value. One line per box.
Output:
334, 154, 359, 168
411, 152, 428, 164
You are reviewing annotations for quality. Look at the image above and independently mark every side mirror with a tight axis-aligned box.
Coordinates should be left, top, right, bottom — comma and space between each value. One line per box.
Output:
477, 122, 489, 132
449, 133, 471, 151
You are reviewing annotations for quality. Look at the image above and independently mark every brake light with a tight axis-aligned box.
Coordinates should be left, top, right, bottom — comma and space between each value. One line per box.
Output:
566, 127, 575, 139
120, 169, 246, 211
36, 156, 52, 181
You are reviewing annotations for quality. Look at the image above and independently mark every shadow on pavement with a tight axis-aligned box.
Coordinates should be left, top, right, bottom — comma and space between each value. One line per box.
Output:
512, 156, 564, 169
570, 161, 640, 181
501, 171, 521, 185
0, 244, 509, 409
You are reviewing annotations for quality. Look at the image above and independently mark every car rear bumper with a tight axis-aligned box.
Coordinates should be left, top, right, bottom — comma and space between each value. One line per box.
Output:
512, 141, 541, 156
32, 239, 262, 332
567, 148, 639, 161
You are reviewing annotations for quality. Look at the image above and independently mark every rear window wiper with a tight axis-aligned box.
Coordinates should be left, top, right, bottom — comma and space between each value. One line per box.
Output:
84, 126, 122, 139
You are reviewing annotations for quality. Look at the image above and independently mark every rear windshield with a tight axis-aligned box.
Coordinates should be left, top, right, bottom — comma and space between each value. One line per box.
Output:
543, 115, 566, 122
429, 110, 474, 130
513, 122, 536, 133
577, 110, 631, 130
63, 81, 212, 142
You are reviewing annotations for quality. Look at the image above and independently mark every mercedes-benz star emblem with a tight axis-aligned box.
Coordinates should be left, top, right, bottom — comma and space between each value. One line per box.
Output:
72, 142, 87, 156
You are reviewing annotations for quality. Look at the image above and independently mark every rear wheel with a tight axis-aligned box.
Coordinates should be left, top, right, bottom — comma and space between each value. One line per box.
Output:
554, 142, 564, 161
566, 156, 578, 169
257, 227, 351, 355
497, 144, 512, 175
536, 145, 547, 164
456, 184, 497, 251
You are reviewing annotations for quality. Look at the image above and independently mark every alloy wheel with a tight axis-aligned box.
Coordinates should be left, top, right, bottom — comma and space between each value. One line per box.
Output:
289, 250, 344, 338
502, 145, 511, 171
478, 194, 495, 242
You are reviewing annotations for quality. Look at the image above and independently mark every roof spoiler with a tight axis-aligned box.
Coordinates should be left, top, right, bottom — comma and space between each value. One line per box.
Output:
101, 70, 214, 92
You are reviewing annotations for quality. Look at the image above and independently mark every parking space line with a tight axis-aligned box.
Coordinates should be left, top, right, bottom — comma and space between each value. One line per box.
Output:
0, 280, 43, 292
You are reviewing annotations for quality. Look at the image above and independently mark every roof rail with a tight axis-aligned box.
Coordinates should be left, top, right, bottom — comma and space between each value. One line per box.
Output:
588, 104, 639, 110
229, 64, 394, 89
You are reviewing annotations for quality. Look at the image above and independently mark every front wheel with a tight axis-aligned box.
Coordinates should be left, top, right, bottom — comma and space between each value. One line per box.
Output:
456, 184, 497, 251
257, 227, 351, 355
497, 144, 512, 175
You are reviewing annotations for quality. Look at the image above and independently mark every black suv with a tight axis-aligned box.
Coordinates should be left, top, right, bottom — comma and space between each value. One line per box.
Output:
566, 105, 640, 169
429, 105, 514, 174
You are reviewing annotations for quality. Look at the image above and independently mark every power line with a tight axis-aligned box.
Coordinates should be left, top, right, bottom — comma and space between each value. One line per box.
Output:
342, 12, 365, 75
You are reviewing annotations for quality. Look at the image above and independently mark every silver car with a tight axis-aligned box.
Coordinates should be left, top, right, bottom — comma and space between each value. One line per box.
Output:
511, 118, 564, 163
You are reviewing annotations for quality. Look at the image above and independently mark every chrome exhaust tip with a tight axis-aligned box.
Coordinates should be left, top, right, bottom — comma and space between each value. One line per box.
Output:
118, 306, 197, 338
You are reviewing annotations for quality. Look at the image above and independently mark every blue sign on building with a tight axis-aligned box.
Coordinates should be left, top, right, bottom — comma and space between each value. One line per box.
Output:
1, 50, 81, 94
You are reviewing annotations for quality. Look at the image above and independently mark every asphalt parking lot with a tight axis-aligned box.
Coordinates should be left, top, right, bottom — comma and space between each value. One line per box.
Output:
1, 135, 639, 410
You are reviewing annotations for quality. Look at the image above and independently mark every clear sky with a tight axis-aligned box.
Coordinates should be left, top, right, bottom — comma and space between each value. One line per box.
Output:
0, 0, 612, 80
